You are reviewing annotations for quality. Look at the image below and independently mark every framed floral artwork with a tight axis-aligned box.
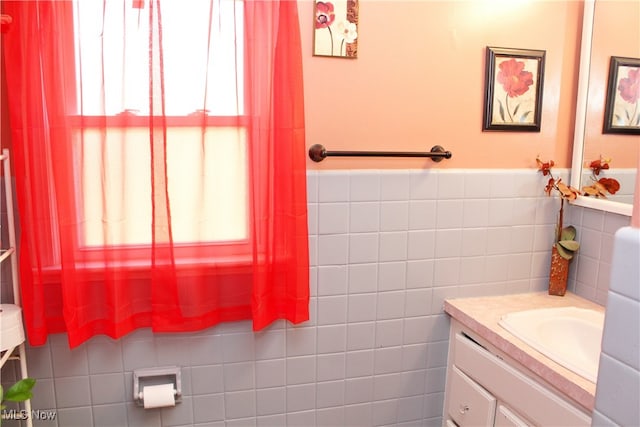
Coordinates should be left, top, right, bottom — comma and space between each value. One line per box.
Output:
313, 0, 358, 58
483, 47, 546, 132
603, 56, 640, 135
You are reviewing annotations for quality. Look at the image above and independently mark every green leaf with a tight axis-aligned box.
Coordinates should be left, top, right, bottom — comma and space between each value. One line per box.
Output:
555, 243, 574, 260
558, 240, 580, 252
3, 378, 36, 402
519, 111, 532, 123
498, 100, 505, 122
560, 225, 577, 241
614, 113, 623, 125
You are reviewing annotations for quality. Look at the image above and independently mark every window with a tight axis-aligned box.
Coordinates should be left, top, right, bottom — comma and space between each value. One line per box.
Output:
4, 0, 309, 347
73, 0, 243, 116
73, 0, 247, 247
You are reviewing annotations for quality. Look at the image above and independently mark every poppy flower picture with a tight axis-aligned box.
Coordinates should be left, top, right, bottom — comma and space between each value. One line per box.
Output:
483, 47, 546, 132
313, 0, 358, 58
603, 56, 640, 135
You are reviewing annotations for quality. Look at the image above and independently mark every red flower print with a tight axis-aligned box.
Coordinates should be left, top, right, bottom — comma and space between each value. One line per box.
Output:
495, 58, 535, 123
315, 2, 335, 29
497, 59, 534, 98
618, 67, 640, 104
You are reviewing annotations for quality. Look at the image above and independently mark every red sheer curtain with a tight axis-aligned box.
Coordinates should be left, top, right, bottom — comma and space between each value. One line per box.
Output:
2, 0, 309, 348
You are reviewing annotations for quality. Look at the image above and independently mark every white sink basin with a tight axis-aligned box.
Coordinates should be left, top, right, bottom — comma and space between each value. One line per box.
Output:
498, 306, 604, 383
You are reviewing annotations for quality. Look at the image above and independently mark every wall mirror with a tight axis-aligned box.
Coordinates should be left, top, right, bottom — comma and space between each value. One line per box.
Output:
570, 0, 639, 217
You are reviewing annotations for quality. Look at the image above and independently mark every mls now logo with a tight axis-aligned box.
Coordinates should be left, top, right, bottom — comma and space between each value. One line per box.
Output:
1, 409, 57, 421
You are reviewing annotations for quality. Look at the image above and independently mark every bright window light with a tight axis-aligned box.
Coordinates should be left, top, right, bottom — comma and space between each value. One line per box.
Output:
73, 0, 244, 116
72, 0, 248, 247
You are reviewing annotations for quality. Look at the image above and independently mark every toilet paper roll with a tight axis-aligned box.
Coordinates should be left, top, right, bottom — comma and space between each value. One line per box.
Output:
142, 384, 176, 409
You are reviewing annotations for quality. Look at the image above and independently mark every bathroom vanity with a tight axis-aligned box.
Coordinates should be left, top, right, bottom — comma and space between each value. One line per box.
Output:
442, 292, 603, 426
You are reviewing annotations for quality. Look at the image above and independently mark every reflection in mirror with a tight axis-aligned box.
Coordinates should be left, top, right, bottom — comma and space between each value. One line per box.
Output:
570, 0, 639, 216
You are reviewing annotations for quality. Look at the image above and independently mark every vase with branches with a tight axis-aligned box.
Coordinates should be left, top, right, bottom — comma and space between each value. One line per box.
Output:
536, 157, 580, 295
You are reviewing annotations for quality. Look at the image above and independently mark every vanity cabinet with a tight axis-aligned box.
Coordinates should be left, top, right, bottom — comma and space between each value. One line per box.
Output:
443, 319, 592, 427
447, 365, 498, 426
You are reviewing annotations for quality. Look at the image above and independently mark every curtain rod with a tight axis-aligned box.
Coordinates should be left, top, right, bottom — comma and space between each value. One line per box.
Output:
308, 144, 452, 163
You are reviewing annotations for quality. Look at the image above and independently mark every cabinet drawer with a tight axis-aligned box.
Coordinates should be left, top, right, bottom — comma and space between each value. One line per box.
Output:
454, 333, 591, 426
495, 404, 530, 427
448, 365, 496, 426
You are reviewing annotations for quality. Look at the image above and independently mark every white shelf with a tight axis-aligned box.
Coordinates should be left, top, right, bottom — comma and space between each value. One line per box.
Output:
1, 148, 33, 427
0, 247, 16, 263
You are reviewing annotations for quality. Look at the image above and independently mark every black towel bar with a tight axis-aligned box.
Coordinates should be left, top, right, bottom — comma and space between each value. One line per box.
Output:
308, 144, 452, 163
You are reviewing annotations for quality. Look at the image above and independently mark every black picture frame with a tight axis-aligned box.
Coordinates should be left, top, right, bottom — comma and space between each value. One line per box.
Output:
603, 56, 640, 135
483, 47, 546, 132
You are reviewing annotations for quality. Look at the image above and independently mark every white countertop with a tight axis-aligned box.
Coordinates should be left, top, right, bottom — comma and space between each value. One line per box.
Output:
444, 291, 605, 412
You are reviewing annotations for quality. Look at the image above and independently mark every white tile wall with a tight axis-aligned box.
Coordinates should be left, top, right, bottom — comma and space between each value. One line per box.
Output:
592, 227, 640, 426
1, 168, 629, 427
566, 206, 631, 304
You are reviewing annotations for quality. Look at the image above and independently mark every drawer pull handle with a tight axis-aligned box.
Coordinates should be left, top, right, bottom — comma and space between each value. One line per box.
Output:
459, 404, 470, 414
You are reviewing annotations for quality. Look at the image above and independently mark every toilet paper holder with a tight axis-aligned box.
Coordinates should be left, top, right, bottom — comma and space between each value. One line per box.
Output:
133, 366, 182, 407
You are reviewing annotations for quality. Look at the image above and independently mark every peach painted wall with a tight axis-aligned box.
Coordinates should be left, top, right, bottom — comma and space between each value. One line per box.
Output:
582, 0, 640, 170
300, 0, 584, 170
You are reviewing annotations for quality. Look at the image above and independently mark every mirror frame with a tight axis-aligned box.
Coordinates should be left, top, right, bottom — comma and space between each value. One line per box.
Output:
569, 0, 633, 217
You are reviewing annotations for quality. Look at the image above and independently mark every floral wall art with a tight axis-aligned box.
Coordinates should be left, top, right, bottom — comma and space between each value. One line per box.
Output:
603, 56, 640, 135
483, 47, 546, 132
313, 0, 358, 58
